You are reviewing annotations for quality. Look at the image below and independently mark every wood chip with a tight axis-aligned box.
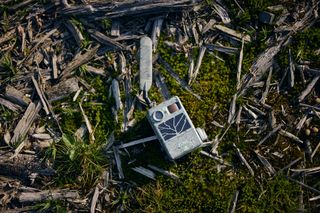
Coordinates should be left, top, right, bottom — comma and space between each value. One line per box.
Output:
11, 102, 41, 144
5, 85, 31, 107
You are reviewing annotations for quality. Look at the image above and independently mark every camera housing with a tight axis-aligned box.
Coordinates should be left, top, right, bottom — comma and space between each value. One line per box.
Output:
147, 96, 206, 160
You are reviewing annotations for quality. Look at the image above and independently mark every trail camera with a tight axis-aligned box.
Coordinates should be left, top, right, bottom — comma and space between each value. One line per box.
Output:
147, 96, 207, 160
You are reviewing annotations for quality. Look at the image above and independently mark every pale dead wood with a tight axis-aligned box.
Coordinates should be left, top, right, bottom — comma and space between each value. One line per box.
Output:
60, 45, 100, 80
228, 190, 239, 213
190, 46, 206, 84
212, 2, 231, 24
214, 25, 251, 42
227, 94, 237, 124
17, 25, 26, 55
64, 20, 84, 47
31, 76, 50, 115
0, 29, 15, 45
88, 29, 127, 50
254, 150, 275, 175
298, 76, 319, 102
18, 189, 79, 203
5, 85, 31, 107
0, 97, 23, 112
52, 53, 59, 79
10, 102, 41, 144
260, 67, 272, 104
79, 102, 95, 143
60, 0, 199, 18
113, 146, 124, 179
132, 166, 156, 180
86, 65, 106, 76
233, 143, 254, 176
236, 38, 244, 90
148, 164, 179, 180
279, 129, 304, 144
18, 28, 58, 66
90, 185, 100, 213
151, 17, 164, 52
288, 49, 295, 88
9, 0, 35, 11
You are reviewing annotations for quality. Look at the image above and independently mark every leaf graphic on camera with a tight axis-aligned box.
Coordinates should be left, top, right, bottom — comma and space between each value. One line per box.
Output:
158, 113, 191, 140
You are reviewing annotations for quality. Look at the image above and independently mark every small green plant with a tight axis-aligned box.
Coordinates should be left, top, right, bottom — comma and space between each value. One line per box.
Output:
1, 53, 17, 76
33, 199, 68, 213
112, 189, 131, 212
102, 18, 112, 31
1, 10, 10, 32
69, 18, 92, 48
49, 133, 108, 188
76, 64, 88, 76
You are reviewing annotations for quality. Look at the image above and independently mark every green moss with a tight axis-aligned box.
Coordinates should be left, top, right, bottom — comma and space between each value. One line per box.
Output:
132, 152, 299, 212
128, 4, 320, 212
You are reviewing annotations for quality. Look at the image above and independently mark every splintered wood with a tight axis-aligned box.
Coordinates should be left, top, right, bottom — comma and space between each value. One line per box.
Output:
11, 102, 41, 144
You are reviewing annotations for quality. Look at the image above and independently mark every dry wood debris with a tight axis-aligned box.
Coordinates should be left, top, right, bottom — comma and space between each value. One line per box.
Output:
0, 0, 320, 211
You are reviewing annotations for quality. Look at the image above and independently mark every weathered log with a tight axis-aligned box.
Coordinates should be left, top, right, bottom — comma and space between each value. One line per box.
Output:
18, 189, 79, 203
59, 0, 199, 18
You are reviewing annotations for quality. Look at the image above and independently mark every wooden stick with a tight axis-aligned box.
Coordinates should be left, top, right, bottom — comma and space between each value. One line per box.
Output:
18, 189, 79, 203
31, 76, 50, 115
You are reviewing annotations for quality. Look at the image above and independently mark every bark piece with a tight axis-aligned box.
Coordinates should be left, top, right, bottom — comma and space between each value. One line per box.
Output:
90, 185, 100, 213
214, 25, 251, 42
18, 189, 79, 203
64, 20, 84, 47
88, 29, 127, 50
0, 97, 22, 112
0, 151, 54, 182
5, 85, 31, 107
60, 45, 100, 80
11, 102, 41, 144
233, 143, 254, 176
0, 29, 15, 45
298, 76, 319, 102
46, 77, 79, 102
132, 166, 156, 180
52, 53, 58, 79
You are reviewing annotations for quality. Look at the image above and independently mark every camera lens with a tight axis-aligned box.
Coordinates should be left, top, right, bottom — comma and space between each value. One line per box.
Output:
153, 111, 164, 121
